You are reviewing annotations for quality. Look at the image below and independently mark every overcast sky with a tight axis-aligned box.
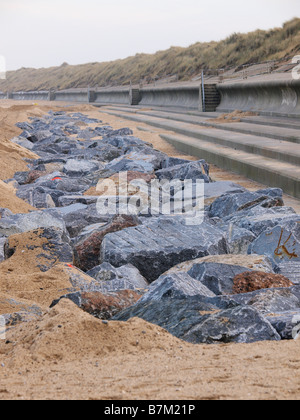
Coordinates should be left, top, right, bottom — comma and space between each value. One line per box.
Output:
0, 0, 299, 71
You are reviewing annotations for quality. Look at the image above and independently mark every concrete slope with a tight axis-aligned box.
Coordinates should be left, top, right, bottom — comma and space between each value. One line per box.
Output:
107, 106, 300, 143
100, 107, 300, 199
103, 109, 300, 165
160, 132, 300, 198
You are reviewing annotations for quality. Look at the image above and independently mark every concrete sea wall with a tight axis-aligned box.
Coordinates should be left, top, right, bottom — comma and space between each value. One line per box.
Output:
3, 79, 300, 116
139, 86, 200, 109
217, 79, 300, 117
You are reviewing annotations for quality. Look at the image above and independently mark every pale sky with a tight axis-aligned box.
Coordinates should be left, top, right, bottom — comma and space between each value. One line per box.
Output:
0, 0, 299, 71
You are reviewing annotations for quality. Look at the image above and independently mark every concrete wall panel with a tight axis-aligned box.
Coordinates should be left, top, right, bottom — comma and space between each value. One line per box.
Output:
139, 86, 200, 109
217, 80, 300, 116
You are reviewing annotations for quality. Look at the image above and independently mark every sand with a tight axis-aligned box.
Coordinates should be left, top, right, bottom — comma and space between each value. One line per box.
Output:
0, 299, 300, 400
0, 180, 34, 214
0, 100, 299, 400
0, 229, 74, 308
209, 110, 259, 124
0, 105, 42, 179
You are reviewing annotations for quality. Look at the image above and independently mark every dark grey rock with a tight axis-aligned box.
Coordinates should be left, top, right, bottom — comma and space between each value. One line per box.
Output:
50, 288, 142, 320
138, 272, 216, 303
219, 224, 256, 254
2, 302, 43, 328
105, 128, 133, 137
0, 237, 7, 262
73, 144, 123, 162
249, 221, 300, 265
275, 262, 300, 285
49, 177, 91, 193
231, 287, 300, 314
11, 136, 35, 150
223, 206, 299, 237
58, 195, 99, 207
187, 262, 253, 296
86, 262, 148, 291
101, 216, 228, 282
27, 130, 53, 143
102, 135, 152, 150
183, 305, 281, 344
266, 310, 300, 339
0, 209, 66, 236
156, 160, 210, 183
60, 203, 111, 238
73, 223, 108, 245
209, 188, 283, 219
114, 295, 280, 344
17, 184, 66, 208
161, 157, 193, 169
0, 208, 14, 218
105, 150, 162, 173
15, 121, 34, 131
63, 159, 104, 177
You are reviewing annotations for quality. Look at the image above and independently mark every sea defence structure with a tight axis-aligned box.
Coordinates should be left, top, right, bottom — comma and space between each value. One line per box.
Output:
1, 78, 300, 116
217, 79, 300, 117
2, 77, 300, 199
0, 83, 221, 112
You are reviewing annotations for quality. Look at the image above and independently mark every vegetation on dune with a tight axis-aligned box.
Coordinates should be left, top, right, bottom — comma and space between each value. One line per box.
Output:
1, 18, 300, 92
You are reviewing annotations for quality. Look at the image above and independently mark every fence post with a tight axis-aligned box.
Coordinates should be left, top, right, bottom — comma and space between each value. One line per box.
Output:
201, 70, 206, 112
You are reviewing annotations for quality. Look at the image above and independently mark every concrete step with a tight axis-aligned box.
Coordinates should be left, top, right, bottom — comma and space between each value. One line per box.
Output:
160, 133, 300, 199
103, 109, 300, 165
100, 107, 300, 198
106, 106, 300, 144
105, 104, 300, 129
201, 84, 221, 112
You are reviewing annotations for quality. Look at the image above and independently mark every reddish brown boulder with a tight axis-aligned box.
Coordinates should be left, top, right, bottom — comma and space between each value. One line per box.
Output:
51, 289, 141, 320
233, 271, 294, 294
27, 170, 47, 184
74, 214, 140, 272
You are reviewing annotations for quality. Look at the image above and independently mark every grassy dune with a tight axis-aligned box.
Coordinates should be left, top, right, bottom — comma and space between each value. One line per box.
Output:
1, 18, 300, 92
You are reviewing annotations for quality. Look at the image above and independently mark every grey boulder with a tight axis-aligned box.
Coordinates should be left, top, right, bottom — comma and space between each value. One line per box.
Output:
101, 216, 228, 282
187, 262, 253, 296
138, 272, 216, 304
0, 209, 66, 236
156, 160, 210, 183
249, 221, 300, 265
86, 262, 149, 292
114, 295, 280, 344
223, 206, 299, 237
63, 159, 104, 177
275, 262, 300, 285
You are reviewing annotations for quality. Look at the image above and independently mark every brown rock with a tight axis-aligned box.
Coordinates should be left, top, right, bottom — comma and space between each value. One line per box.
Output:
74, 214, 140, 272
80, 290, 141, 319
27, 170, 47, 184
51, 289, 142, 320
233, 271, 294, 294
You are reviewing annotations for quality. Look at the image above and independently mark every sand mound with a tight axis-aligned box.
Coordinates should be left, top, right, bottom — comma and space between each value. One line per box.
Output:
0, 230, 76, 308
0, 105, 41, 180
1, 299, 183, 365
209, 110, 258, 124
0, 180, 34, 213
0, 293, 41, 316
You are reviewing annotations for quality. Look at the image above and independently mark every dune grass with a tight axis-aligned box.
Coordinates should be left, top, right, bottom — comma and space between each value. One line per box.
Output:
1, 18, 299, 92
